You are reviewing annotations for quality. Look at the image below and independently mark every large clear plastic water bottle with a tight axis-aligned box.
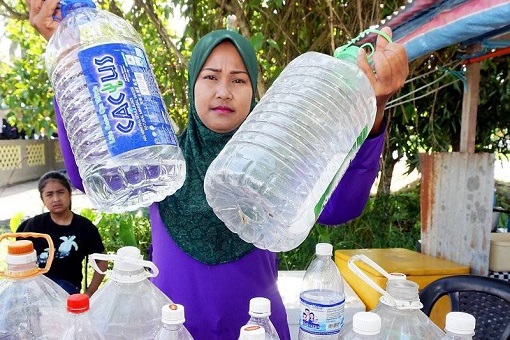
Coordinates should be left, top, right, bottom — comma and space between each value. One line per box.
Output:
339, 312, 382, 340
204, 47, 376, 252
61, 294, 105, 339
45, 0, 185, 213
88, 246, 172, 339
0, 233, 69, 339
245, 297, 280, 339
370, 279, 445, 339
298, 243, 345, 339
154, 303, 194, 340
441, 312, 476, 340
348, 254, 445, 339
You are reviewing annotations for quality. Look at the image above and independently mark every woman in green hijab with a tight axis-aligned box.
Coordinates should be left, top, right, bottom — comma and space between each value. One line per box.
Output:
28, 0, 409, 338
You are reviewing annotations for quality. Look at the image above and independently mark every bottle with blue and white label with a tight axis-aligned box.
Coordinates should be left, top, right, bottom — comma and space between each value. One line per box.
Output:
45, 0, 185, 213
298, 243, 345, 339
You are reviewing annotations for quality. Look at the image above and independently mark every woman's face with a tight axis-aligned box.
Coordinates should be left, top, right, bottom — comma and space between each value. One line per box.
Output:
194, 41, 253, 133
41, 180, 71, 214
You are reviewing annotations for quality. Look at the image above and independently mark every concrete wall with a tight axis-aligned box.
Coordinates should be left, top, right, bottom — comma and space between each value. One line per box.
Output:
0, 139, 64, 187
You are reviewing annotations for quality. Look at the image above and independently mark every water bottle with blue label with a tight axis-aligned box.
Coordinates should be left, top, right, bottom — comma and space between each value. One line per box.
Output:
45, 0, 185, 213
298, 243, 345, 339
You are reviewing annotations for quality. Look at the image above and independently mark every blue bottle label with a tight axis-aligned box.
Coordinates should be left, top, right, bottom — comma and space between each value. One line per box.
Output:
299, 294, 345, 335
78, 43, 177, 156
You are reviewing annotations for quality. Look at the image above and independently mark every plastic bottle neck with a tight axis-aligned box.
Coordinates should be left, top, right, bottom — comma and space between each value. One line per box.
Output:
444, 330, 473, 339
162, 323, 185, 331
61, 0, 96, 18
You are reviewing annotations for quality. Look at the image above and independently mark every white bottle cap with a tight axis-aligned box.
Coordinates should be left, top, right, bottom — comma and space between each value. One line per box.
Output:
161, 303, 185, 325
316, 243, 333, 256
445, 312, 476, 335
114, 246, 143, 271
352, 312, 382, 335
249, 297, 271, 317
239, 325, 265, 340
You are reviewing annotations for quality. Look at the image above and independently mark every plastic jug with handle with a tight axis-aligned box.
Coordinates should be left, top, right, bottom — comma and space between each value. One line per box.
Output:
0, 232, 69, 339
88, 246, 172, 339
348, 254, 445, 339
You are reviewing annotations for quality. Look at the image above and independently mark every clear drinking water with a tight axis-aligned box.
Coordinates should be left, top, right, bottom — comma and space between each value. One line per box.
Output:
45, 0, 185, 213
299, 243, 346, 340
204, 51, 375, 252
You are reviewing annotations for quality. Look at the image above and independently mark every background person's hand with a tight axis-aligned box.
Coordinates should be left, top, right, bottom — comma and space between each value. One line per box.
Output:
26, 0, 61, 41
357, 26, 409, 135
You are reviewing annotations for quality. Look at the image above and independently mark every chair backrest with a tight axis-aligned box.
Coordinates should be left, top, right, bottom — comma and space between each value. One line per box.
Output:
419, 275, 510, 340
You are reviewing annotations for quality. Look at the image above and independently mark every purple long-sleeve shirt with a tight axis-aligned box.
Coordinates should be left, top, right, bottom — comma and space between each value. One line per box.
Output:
55, 105, 384, 339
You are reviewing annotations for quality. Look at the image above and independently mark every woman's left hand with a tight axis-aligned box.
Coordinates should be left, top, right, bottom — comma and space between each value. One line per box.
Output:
357, 26, 409, 135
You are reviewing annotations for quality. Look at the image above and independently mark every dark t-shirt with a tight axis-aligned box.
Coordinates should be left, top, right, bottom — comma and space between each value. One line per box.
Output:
18, 212, 105, 288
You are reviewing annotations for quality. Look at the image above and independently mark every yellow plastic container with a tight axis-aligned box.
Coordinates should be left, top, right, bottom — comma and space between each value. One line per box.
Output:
334, 248, 470, 328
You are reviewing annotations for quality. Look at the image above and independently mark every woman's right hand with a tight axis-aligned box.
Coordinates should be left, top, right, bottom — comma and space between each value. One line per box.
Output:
26, 0, 61, 41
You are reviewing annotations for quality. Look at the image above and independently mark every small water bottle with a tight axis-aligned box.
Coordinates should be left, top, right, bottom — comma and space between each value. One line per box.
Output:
298, 243, 345, 339
45, 0, 185, 213
62, 294, 105, 339
154, 303, 193, 340
204, 33, 379, 252
88, 246, 172, 339
348, 255, 445, 339
441, 312, 476, 340
339, 312, 382, 340
0, 233, 69, 339
239, 325, 266, 340
245, 297, 280, 339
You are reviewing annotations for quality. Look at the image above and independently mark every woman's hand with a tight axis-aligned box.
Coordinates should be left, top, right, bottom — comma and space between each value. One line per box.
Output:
357, 27, 409, 135
26, 0, 61, 41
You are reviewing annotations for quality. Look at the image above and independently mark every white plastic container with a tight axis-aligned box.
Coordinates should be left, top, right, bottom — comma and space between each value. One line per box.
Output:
441, 312, 476, 340
45, 0, 185, 213
88, 246, 172, 339
204, 50, 375, 252
0, 233, 69, 339
339, 312, 382, 339
298, 243, 345, 339
245, 297, 280, 339
154, 303, 194, 340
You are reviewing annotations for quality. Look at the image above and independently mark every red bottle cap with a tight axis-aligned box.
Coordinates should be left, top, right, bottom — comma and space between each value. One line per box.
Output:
67, 293, 90, 313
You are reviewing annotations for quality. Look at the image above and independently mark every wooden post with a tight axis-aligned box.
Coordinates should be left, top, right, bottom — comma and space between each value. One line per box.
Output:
459, 44, 481, 153
420, 152, 494, 275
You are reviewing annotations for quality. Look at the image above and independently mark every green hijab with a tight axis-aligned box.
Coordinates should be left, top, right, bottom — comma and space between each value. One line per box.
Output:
158, 30, 259, 264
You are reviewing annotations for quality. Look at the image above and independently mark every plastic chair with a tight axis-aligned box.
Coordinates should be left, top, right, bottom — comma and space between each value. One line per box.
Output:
419, 275, 510, 340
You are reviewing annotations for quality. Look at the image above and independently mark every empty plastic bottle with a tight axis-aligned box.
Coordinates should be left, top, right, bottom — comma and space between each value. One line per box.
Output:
441, 312, 476, 340
239, 325, 266, 340
45, 0, 185, 213
88, 246, 172, 339
245, 297, 280, 339
339, 312, 382, 339
154, 303, 193, 340
0, 233, 69, 339
204, 35, 378, 252
348, 254, 445, 339
61, 293, 105, 339
298, 243, 345, 339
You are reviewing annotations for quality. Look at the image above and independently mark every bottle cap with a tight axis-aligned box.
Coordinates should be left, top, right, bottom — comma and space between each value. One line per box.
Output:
6, 240, 37, 265
315, 243, 333, 256
352, 312, 381, 335
249, 297, 271, 317
114, 246, 143, 271
445, 312, 476, 335
161, 304, 185, 325
67, 293, 90, 314
239, 325, 265, 340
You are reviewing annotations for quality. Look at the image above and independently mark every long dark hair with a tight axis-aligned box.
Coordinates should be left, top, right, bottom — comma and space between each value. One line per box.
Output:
38, 171, 72, 208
